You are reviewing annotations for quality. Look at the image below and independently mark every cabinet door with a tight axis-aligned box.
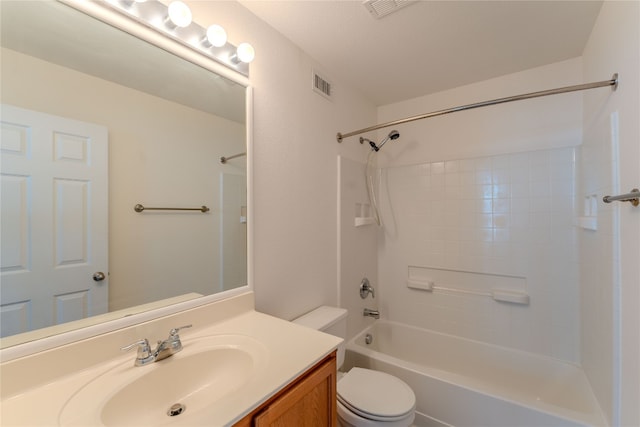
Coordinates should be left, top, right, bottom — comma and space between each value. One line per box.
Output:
254, 356, 336, 427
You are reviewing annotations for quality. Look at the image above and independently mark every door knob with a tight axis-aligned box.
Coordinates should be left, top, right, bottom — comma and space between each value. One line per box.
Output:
93, 272, 106, 282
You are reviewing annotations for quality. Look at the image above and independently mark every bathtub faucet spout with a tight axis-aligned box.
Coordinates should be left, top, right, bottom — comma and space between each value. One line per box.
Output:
363, 308, 380, 319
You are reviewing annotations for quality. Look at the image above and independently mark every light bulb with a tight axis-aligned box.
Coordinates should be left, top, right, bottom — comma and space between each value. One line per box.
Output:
205, 24, 227, 47
235, 42, 255, 64
166, 1, 192, 28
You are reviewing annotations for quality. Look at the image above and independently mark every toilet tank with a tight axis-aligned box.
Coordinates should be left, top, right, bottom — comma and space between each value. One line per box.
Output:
293, 306, 348, 368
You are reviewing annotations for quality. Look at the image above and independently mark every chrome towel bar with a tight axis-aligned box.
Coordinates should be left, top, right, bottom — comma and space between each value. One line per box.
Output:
603, 189, 639, 207
134, 204, 210, 213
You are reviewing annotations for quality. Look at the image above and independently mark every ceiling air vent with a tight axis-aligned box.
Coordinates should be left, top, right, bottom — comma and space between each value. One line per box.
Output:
312, 70, 332, 100
363, 0, 415, 19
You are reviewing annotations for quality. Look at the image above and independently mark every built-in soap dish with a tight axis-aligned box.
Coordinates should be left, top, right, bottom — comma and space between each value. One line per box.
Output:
355, 217, 376, 227
354, 202, 376, 227
576, 195, 598, 230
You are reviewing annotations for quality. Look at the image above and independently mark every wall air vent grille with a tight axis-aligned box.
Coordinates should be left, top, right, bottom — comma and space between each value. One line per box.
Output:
363, 0, 415, 19
312, 70, 332, 100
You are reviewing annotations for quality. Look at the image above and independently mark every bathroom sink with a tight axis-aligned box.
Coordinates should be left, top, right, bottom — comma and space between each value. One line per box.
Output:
58, 334, 268, 426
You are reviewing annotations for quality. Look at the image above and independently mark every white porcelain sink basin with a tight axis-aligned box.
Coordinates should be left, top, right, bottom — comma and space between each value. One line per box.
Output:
59, 334, 268, 426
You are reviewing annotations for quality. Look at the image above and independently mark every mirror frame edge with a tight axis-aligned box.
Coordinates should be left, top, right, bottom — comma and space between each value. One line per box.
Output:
0, 0, 254, 363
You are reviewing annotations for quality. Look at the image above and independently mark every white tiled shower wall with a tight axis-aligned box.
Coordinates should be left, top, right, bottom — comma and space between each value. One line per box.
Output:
378, 147, 580, 362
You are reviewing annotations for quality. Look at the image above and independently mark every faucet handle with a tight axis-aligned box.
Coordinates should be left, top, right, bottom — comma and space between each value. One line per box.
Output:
169, 324, 192, 337
159, 325, 192, 355
360, 278, 375, 299
121, 339, 155, 366
121, 338, 151, 354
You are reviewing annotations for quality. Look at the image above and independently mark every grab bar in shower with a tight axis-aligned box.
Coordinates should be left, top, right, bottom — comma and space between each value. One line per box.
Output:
602, 188, 639, 207
220, 152, 246, 164
134, 204, 210, 213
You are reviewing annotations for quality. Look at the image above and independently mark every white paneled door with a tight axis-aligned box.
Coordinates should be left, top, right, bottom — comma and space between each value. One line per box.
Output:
1, 105, 108, 337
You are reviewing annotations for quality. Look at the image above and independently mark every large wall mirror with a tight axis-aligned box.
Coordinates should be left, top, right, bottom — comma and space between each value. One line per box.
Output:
0, 0, 251, 350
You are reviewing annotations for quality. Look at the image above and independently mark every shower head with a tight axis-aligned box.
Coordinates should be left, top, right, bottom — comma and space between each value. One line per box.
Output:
359, 130, 401, 152
375, 130, 400, 151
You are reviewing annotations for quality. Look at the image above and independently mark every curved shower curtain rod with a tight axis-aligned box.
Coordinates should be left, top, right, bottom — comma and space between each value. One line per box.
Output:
336, 73, 619, 143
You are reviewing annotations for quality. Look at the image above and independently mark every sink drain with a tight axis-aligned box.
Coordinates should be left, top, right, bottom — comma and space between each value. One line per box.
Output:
167, 403, 186, 417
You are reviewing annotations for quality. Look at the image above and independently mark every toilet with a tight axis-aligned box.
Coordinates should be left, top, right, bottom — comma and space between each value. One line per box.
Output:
293, 306, 416, 427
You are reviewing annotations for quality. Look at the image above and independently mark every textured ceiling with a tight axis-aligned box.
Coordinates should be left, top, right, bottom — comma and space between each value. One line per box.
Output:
239, 1, 603, 106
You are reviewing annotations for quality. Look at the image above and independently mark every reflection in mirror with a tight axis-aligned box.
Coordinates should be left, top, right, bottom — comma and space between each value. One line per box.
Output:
0, 1, 249, 348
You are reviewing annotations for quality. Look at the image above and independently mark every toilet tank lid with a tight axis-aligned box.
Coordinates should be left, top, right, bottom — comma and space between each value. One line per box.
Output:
293, 306, 347, 330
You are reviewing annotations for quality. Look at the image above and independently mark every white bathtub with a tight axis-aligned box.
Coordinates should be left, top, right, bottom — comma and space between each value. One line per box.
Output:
343, 321, 606, 427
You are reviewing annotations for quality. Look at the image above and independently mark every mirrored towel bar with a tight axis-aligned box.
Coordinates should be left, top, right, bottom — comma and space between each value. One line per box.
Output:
603, 189, 639, 207
220, 152, 246, 163
134, 204, 210, 213
336, 74, 619, 142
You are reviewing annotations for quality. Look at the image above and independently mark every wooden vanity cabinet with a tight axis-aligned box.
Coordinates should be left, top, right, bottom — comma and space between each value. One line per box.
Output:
234, 351, 337, 427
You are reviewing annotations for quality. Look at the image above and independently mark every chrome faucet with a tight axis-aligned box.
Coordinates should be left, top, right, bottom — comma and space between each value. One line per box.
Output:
121, 324, 192, 366
363, 308, 380, 319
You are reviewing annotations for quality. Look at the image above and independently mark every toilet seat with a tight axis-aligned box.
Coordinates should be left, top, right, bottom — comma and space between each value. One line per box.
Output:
337, 400, 415, 427
337, 368, 415, 422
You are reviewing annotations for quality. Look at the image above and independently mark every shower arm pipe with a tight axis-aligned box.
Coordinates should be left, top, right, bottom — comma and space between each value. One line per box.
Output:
220, 152, 246, 164
336, 74, 619, 143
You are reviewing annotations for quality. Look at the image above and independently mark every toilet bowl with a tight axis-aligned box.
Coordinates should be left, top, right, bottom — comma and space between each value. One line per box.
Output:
293, 306, 416, 427
337, 367, 415, 427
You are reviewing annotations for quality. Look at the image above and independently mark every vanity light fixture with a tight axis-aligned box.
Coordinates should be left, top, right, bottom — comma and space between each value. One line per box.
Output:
102, 0, 253, 76
231, 42, 255, 64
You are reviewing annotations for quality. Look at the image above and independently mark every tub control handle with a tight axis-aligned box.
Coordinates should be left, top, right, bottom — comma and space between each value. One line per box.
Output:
360, 278, 375, 299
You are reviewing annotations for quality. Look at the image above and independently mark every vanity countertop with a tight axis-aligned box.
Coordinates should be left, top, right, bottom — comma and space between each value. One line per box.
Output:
0, 293, 341, 426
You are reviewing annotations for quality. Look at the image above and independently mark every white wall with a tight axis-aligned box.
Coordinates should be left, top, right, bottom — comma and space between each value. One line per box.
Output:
377, 58, 583, 167
581, 2, 640, 425
188, 1, 377, 321
1, 47, 246, 310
